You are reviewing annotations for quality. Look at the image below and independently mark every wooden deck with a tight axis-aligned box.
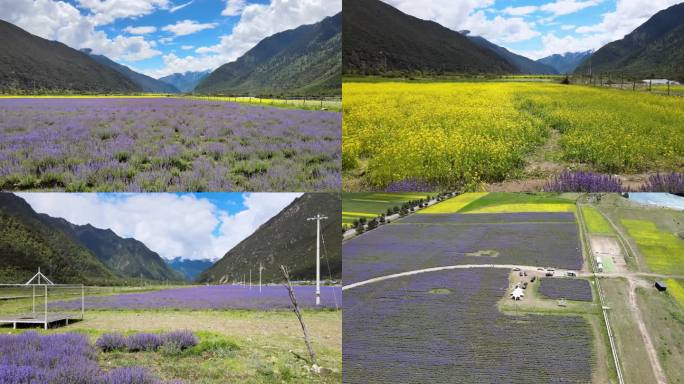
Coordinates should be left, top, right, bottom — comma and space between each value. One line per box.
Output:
0, 313, 82, 330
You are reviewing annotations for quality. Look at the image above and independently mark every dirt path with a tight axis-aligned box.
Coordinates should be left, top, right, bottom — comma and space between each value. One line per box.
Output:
627, 278, 668, 384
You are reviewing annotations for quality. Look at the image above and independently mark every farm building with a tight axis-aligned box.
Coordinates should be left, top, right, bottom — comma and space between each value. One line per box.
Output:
655, 281, 667, 292
641, 79, 681, 85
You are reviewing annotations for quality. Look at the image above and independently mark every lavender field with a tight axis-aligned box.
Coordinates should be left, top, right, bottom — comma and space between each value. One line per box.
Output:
343, 212, 583, 284
0, 332, 180, 384
0, 98, 341, 191
539, 278, 593, 302
52, 285, 341, 311
343, 269, 593, 383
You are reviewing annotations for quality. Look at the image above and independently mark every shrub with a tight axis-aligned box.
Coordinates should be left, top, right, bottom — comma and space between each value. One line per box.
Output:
126, 333, 162, 352
640, 172, 684, 194
96, 333, 127, 352
98, 367, 159, 384
543, 171, 624, 193
161, 331, 198, 351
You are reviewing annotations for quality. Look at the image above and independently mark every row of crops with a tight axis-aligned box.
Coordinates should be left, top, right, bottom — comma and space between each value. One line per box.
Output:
343, 269, 593, 383
342, 82, 684, 189
0, 98, 341, 191
539, 278, 593, 302
343, 212, 583, 284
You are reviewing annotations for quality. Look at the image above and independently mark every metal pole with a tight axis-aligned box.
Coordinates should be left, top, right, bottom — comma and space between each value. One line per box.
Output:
32, 285, 35, 314
81, 284, 85, 320
316, 217, 320, 305
307, 213, 327, 306
44, 285, 48, 330
249, 269, 252, 290
259, 262, 263, 293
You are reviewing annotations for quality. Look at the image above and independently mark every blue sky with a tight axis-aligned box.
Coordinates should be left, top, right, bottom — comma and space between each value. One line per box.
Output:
17, 192, 302, 260
0, 0, 341, 78
384, 0, 682, 58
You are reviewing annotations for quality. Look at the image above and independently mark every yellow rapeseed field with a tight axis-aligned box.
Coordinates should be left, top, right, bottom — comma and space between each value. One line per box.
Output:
343, 82, 684, 189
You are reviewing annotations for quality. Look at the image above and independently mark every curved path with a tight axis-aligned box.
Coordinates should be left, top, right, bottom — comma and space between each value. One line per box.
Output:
342, 264, 563, 291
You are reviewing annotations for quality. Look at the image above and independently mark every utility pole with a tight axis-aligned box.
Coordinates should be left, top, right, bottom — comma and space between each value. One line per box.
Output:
259, 262, 264, 293
307, 213, 328, 305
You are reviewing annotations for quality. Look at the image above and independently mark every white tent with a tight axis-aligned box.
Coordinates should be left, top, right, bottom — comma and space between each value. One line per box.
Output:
510, 287, 525, 300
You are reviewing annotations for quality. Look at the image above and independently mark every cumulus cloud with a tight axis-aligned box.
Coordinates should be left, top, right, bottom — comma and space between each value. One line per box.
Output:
0, 0, 160, 61
517, 0, 682, 59
124, 25, 157, 34
145, 0, 341, 77
17, 193, 301, 261
383, 0, 539, 44
162, 19, 218, 36
77, 0, 169, 26
222, 0, 247, 16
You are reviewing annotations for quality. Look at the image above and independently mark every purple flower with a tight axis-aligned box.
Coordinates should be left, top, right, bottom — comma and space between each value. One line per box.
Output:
126, 333, 162, 352
98, 367, 159, 384
543, 171, 624, 192
96, 333, 127, 352
161, 331, 198, 350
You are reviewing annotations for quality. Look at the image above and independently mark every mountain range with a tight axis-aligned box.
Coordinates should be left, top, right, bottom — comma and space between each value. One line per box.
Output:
166, 257, 215, 281
0, 20, 138, 93
195, 13, 341, 96
537, 51, 592, 74
158, 71, 210, 93
82, 49, 180, 93
0, 193, 181, 284
199, 193, 341, 284
466, 34, 557, 75
343, 0, 514, 75
574, 2, 684, 81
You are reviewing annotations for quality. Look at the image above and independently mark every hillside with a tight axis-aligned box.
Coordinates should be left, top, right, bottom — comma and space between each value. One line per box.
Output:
167, 257, 214, 281
574, 3, 684, 81
0, 20, 140, 93
0, 193, 117, 284
195, 13, 341, 96
537, 51, 592, 74
343, 0, 515, 75
158, 71, 210, 93
83, 50, 179, 93
467, 35, 557, 74
198, 193, 341, 284
45, 218, 183, 281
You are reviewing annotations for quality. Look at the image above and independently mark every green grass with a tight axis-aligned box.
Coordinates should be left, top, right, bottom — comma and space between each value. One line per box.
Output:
665, 279, 684, 308
621, 219, 684, 275
457, 193, 576, 214
581, 206, 614, 235
3, 309, 341, 384
342, 192, 431, 225
418, 192, 487, 213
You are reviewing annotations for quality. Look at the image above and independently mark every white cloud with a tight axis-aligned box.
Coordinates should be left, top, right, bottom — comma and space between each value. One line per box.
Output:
181, 45, 194, 50
519, 0, 683, 59
0, 0, 160, 61
222, 0, 247, 16
502, 5, 539, 16
17, 193, 302, 261
561, 24, 576, 30
76, 0, 169, 26
384, 0, 539, 44
146, 0, 341, 78
162, 19, 218, 36
169, 0, 193, 13
539, 0, 602, 17
124, 25, 157, 35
